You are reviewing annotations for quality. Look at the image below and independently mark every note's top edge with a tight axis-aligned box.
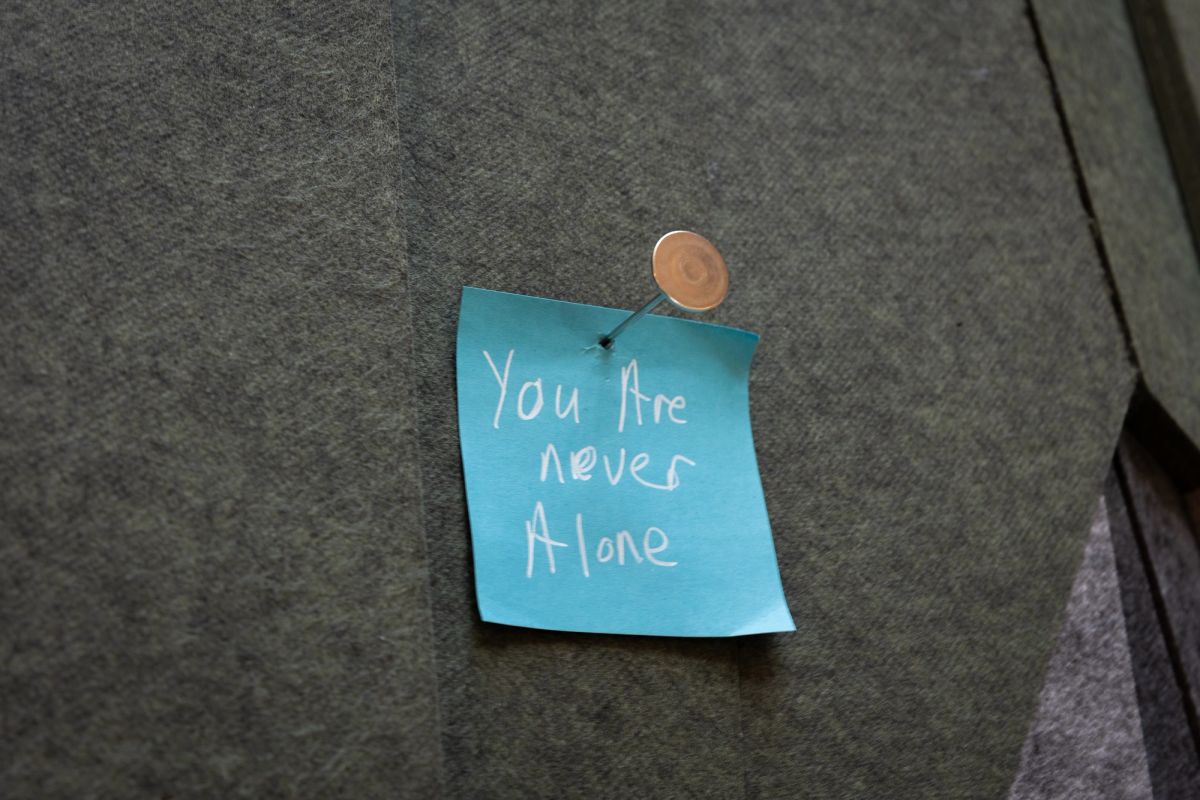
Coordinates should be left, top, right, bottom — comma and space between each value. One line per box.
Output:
460, 285, 760, 344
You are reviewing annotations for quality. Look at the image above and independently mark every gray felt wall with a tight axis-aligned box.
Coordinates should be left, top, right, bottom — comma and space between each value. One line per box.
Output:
1009, 497, 1151, 800
3, 0, 1187, 798
1034, 0, 1200, 447
2, 2, 440, 796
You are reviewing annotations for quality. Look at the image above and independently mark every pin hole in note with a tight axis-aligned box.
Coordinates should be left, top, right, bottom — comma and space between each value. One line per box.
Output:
586, 333, 615, 357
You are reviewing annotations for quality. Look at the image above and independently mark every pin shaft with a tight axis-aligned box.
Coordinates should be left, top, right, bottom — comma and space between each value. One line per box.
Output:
599, 292, 666, 349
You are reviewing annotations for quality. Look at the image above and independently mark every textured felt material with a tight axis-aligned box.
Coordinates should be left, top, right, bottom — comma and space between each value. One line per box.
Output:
1008, 496, 1151, 800
394, 1, 1133, 797
1167, 0, 1200, 103
1105, 470, 1200, 796
1125, 0, 1200, 253
1118, 435, 1200, 726
1, 0, 1148, 796
1034, 0, 1200, 447
1, 3, 441, 797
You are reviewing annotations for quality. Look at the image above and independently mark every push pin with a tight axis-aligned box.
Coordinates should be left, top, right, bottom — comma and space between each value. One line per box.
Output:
599, 230, 729, 349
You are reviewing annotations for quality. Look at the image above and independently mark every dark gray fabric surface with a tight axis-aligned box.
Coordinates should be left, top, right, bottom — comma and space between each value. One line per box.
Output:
395, 1, 1133, 797
1166, 0, 1200, 98
1, 0, 1148, 797
1125, 0, 1200, 254
1033, 0, 1200, 447
1, 3, 440, 797
1008, 496, 1151, 800
1105, 470, 1200, 797
1118, 435, 1200, 730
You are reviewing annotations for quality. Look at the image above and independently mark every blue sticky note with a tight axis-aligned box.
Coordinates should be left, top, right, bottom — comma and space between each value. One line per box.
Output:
455, 286, 794, 637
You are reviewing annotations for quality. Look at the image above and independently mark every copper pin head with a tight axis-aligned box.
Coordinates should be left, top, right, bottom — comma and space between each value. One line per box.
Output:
652, 230, 730, 312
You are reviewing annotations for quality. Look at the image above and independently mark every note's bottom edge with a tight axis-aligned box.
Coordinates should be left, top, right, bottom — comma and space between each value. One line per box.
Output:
476, 603, 796, 638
